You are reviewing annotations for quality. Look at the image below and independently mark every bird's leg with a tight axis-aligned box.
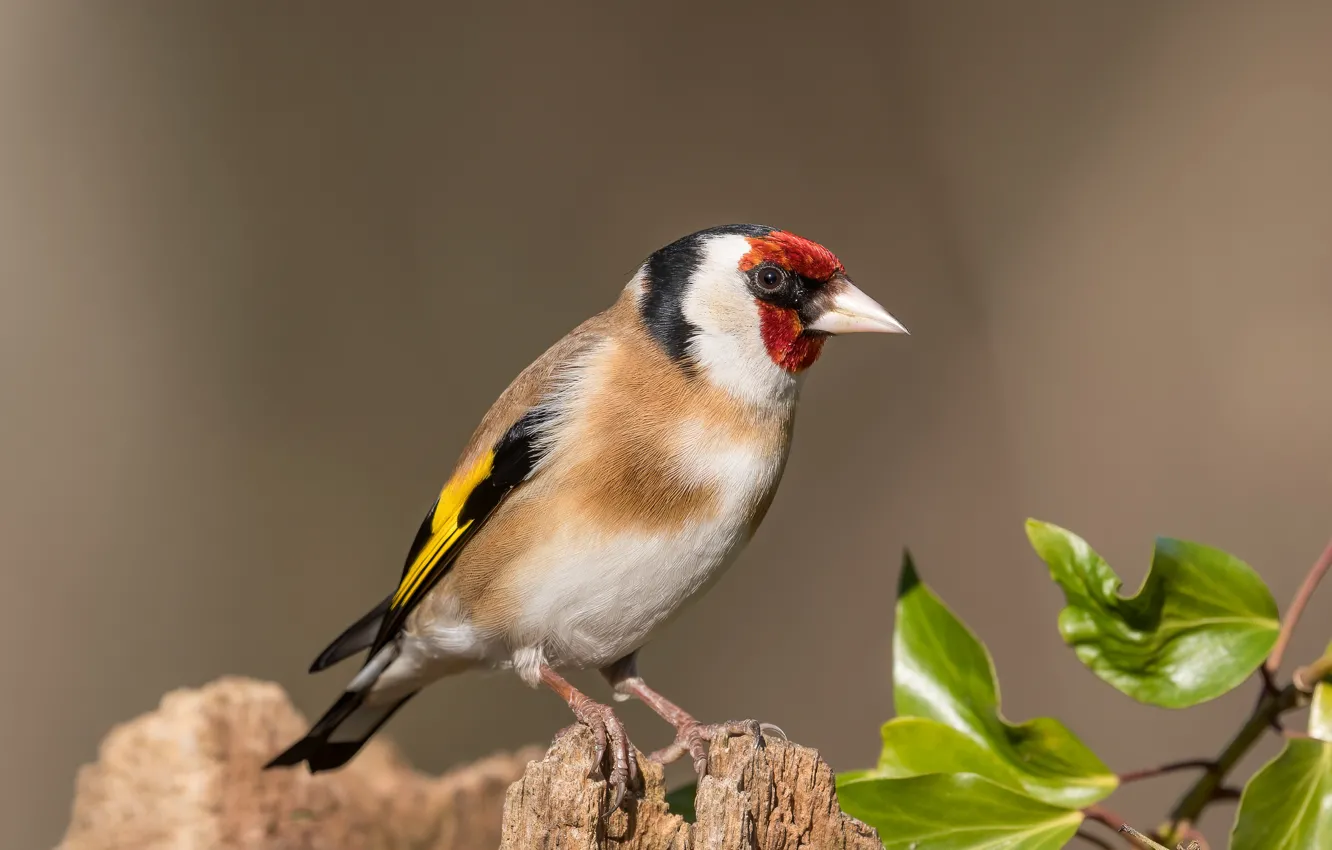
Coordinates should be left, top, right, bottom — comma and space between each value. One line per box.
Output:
601, 654, 762, 781
539, 665, 637, 809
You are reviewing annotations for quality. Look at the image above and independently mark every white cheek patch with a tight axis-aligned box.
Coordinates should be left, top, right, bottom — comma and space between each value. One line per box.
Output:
681, 234, 800, 408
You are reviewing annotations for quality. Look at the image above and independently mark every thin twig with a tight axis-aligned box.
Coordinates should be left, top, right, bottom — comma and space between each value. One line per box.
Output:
1083, 804, 1128, 831
1082, 806, 1139, 848
1293, 653, 1332, 692
1116, 824, 1172, 850
1118, 759, 1213, 783
1174, 829, 1207, 850
1266, 538, 1332, 676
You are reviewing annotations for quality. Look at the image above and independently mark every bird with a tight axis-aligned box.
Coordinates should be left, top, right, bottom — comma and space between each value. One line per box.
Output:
264, 223, 907, 807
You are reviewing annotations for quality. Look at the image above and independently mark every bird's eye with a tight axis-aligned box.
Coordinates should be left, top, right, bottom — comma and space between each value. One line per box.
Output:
756, 267, 786, 292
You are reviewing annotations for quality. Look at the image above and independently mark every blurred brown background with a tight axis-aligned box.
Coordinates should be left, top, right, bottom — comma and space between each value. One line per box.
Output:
3, 1, 1331, 847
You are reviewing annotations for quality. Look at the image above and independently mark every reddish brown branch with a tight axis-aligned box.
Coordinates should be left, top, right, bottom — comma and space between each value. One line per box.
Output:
1081, 806, 1139, 848
1266, 538, 1332, 675
1118, 759, 1213, 783
1083, 805, 1128, 831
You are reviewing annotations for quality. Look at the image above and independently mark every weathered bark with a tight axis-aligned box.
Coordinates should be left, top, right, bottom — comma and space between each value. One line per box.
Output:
500, 726, 881, 850
57, 677, 538, 850
57, 677, 880, 850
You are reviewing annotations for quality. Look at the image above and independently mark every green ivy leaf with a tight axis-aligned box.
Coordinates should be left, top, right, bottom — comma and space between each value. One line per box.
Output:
894, 555, 1117, 808
836, 769, 875, 785
1230, 739, 1332, 849
838, 773, 1083, 850
875, 717, 1025, 789
1026, 520, 1279, 708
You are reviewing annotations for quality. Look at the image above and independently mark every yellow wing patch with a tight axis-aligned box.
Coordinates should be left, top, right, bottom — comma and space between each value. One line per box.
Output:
391, 450, 495, 609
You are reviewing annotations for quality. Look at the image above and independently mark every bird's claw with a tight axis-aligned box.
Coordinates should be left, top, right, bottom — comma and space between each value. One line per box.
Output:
569, 699, 638, 812
649, 718, 764, 780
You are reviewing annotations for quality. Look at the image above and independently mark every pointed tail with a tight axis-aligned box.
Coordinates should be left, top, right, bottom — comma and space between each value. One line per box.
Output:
264, 686, 416, 773
308, 595, 392, 673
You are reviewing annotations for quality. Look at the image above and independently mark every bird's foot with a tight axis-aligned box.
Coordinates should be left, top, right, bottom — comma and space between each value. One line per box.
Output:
648, 718, 772, 780
568, 698, 639, 810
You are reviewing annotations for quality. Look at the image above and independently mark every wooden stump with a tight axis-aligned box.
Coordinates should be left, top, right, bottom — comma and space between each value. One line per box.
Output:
57, 677, 881, 850
500, 726, 881, 850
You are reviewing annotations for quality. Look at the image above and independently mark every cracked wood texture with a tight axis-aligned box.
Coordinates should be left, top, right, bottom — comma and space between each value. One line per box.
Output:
57, 677, 539, 850
500, 726, 881, 850
56, 677, 879, 850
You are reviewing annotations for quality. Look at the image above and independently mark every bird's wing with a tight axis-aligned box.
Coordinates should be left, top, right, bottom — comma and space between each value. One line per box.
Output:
369, 407, 550, 654
365, 313, 612, 657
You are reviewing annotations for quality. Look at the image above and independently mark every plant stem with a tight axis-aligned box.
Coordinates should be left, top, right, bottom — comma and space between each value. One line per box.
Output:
1118, 759, 1213, 783
1116, 825, 1173, 850
1083, 804, 1128, 831
1082, 806, 1139, 848
1265, 537, 1332, 675
1258, 664, 1280, 697
1164, 684, 1300, 839
1293, 653, 1332, 692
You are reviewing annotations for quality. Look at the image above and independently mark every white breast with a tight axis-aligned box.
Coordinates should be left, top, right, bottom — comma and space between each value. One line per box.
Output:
513, 418, 785, 671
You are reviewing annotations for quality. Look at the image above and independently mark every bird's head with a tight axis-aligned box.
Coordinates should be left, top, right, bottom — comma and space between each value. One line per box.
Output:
634, 224, 906, 404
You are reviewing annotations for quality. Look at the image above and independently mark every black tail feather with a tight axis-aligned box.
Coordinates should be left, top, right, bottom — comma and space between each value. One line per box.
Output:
264, 688, 416, 773
309, 596, 392, 673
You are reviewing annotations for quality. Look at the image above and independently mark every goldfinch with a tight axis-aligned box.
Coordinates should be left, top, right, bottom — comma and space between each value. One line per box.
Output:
265, 224, 907, 806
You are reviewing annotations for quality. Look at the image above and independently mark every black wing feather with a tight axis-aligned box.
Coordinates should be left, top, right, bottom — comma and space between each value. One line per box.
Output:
365, 407, 553, 657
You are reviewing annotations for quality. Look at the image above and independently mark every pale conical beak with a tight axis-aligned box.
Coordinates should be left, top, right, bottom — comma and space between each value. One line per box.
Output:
806, 282, 909, 335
